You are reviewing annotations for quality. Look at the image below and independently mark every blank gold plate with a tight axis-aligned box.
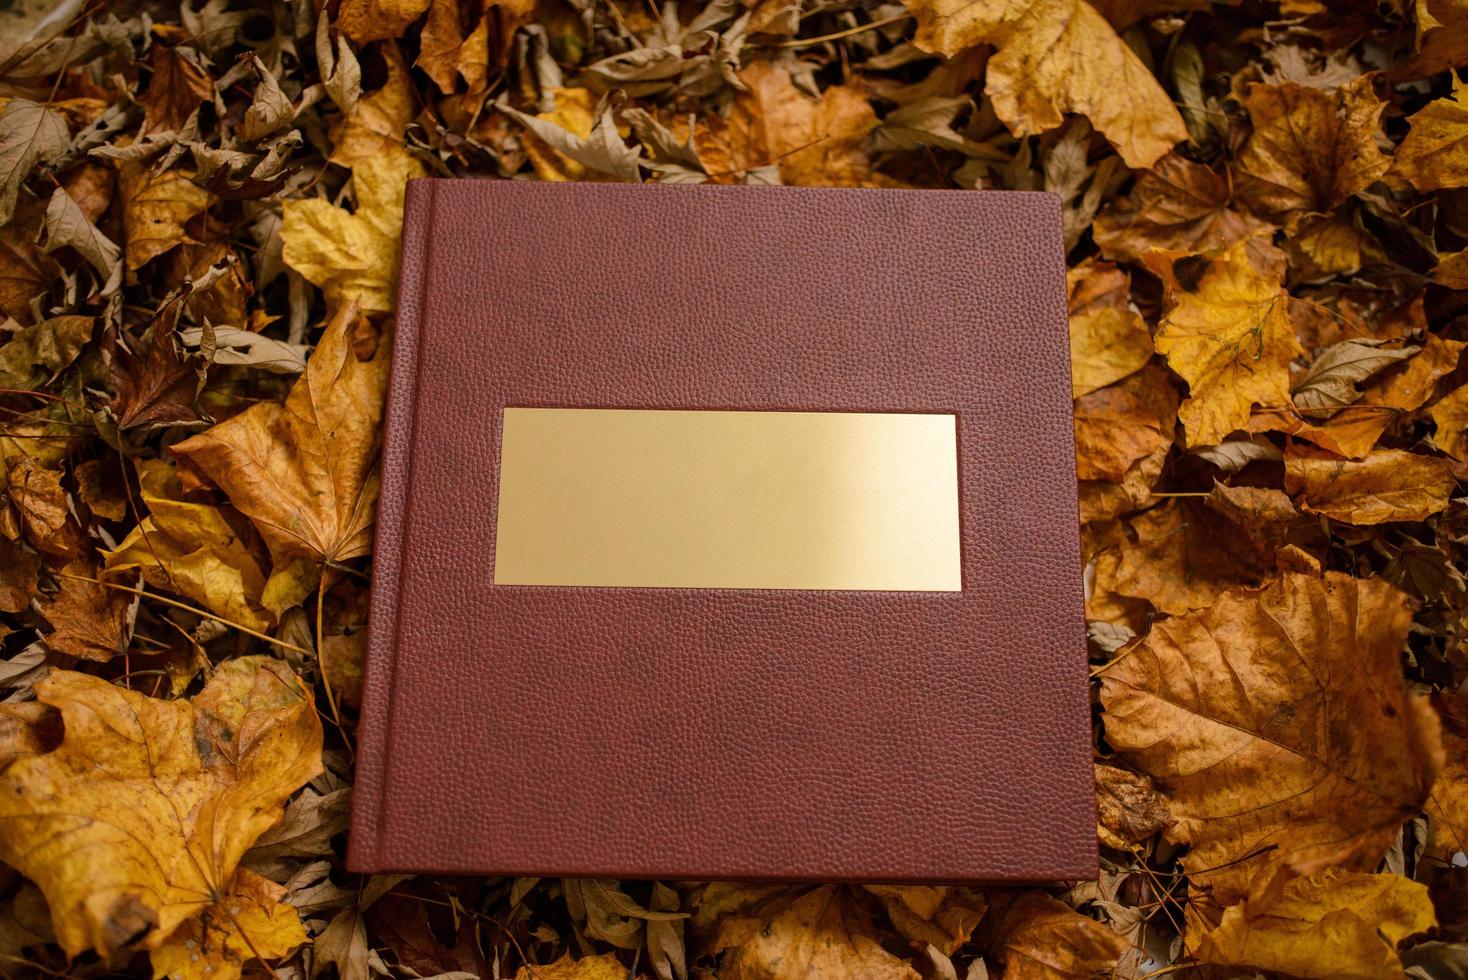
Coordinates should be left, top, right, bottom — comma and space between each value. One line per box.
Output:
493, 408, 961, 591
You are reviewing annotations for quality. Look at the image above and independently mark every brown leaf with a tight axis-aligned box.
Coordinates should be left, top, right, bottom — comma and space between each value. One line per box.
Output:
118, 164, 211, 276
1286, 446, 1457, 525
140, 44, 213, 136
108, 290, 209, 432
0, 536, 40, 613
0, 314, 93, 388
39, 563, 136, 661
336, 0, 432, 43
1100, 572, 1442, 908
902, 0, 1185, 167
172, 302, 390, 574
513, 953, 632, 980
0, 657, 323, 957
501, 87, 642, 183
5, 456, 85, 561
1192, 867, 1435, 977
1235, 76, 1389, 219
0, 99, 69, 225
1073, 363, 1178, 483
1427, 692, 1468, 860
1147, 239, 1302, 447
1393, 75, 1468, 192
862, 886, 987, 956
985, 891, 1128, 979
1093, 153, 1272, 264
1433, 381, 1468, 459
329, 42, 415, 170
1094, 763, 1174, 850
1291, 339, 1421, 420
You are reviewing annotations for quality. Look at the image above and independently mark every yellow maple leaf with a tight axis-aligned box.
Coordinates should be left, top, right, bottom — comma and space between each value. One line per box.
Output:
1100, 572, 1442, 910
119, 164, 211, 277
1432, 380, 1468, 458
102, 457, 272, 632
149, 869, 307, 980
0, 658, 322, 958
513, 952, 635, 980
1147, 239, 1303, 447
1393, 74, 1468, 192
335, 0, 431, 44
171, 302, 389, 609
280, 145, 425, 312
987, 891, 1128, 980
902, 0, 1186, 167
1067, 261, 1153, 397
1193, 868, 1435, 979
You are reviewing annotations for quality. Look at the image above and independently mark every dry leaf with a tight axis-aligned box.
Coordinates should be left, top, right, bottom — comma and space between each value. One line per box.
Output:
0, 314, 92, 388
280, 145, 425, 311
1291, 339, 1420, 420
0, 657, 322, 957
514, 953, 631, 980
5, 456, 85, 561
1192, 868, 1435, 978
1147, 239, 1302, 447
1094, 763, 1173, 850
336, 0, 432, 44
862, 886, 986, 956
328, 42, 414, 170
108, 291, 209, 432
39, 563, 136, 661
171, 302, 389, 594
119, 165, 211, 275
1068, 261, 1152, 398
1100, 572, 1441, 908
0, 99, 68, 224
41, 184, 122, 286
1394, 75, 1468, 192
1286, 447, 1457, 524
1073, 363, 1177, 484
102, 457, 271, 632
149, 868, 308, 980
1433, 381, 1468, 459
1093, 153, 1272, 264
501, 87, 642, 183
986, 891, 1128, 979
1235, 76, 1390, 219
140, 44, 213, 136
1427, 691, 1468, 859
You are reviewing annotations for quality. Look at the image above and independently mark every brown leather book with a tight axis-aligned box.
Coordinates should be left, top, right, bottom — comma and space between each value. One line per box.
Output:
349, 181, 1097, 881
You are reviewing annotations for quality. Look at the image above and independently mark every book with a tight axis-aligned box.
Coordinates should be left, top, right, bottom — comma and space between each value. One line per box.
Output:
349, 181, 1097, 881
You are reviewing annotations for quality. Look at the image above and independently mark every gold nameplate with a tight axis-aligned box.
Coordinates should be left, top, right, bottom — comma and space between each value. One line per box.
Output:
494, 408, 961, 590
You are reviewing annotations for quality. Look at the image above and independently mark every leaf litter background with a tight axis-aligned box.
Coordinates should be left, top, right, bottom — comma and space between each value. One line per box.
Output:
3, 0, 1468, 976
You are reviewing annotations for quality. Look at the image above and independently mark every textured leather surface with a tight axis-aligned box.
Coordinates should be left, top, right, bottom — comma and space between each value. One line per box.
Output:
348, 181, 1097, 881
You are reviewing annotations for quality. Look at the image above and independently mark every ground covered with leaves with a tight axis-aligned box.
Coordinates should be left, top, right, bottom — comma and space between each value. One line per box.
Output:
1, 0, 1467, 977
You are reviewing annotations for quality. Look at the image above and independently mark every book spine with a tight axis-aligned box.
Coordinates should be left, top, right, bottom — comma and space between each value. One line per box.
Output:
347, 177, 436, 872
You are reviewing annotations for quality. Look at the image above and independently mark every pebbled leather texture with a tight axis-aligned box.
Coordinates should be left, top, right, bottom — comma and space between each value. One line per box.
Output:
348, 181, 1098, 882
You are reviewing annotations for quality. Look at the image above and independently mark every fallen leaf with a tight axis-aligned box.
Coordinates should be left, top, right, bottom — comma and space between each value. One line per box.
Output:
280, 145, 425, 312
0, 657, 322, 957
40, 563, 136, 661
0, 314, 92, 388
501, 87, 642, 183
41, 184, 122, 286
149, 868, 308, 980
108, 291, 209, 432
862, 886, 986, 956
1147, 239, 1303, 447
1100, 572, 1442, 908
1433, 381, 1468, 459
1393, 75, 1468, 192
140, 44, 214, 136
1093, 153, 1272, 264
1094, 763, 1173, 850
1427, 691, 1468, 860
328, 42, 415, 170
0, 99, 68, 224
1291, 339, 1420, 420
5, 456, 86, 561
1068, 261, 1152, 397
513, 952, 630, 980
985, 891, 1128, 979
1235, 76, 1390, 219
102, 457, 271, 632
171, 302, 389, 591
903, 0, 1186, 167
336, 0, 432, 44
1073, 363, 1178, 483
0, 536, 40, 613
1193, 867, 1435, 978
1436, 248, 1468, 289
119, 164, 211, 276
1286, 447, 1457, 525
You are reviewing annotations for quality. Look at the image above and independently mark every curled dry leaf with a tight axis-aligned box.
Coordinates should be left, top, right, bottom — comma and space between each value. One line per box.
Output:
1235, 76, 1390, 220
0, 99, 69, 224
171, 302, 389, 603
280, 145, 426, 311
1100, 572, 1441, 910
1291, 339, 1421, 420
1094, 763, 1173, 850
902, 0, 1185, 167
985, 891, 1128, 980
1147, 239, 1302, 447
5, 456, 86, 561
1193, 867, 1435, 978
1286, 446, 1458, 525
148, 868, 308, 980
0, 314, 92, 388
501, 87, 642, 183
0, 657, 322, 958
102, 457, 272, 632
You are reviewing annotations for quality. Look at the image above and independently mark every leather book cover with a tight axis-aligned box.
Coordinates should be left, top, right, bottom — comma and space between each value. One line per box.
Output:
349, 180, 1097, 881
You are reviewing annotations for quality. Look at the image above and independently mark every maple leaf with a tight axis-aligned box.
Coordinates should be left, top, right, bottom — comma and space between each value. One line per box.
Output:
1093, 153, 1273, 264
39, 563, 137, 661
119, 164, 211, 276
902, 0, 1186, 167
102, 457, 272, 632
328, 41, 413, 170
985, 891, 1128, 979
336, 0, 432, 44
140, 44, 214, 136
108, 289, 210, 432
171, 301, 390, 593
280, 145, 425, 312
0, 657, 322, 958
149, 868, 308, 980
1193, 867, 1435, 978
513, 953, 630, 980
1285, 446, 1457, 525
1146, 239, 1303, 447
1235, 76, 1390, 219
1100, 572, 1442, 910
1393, 75, 1468, 192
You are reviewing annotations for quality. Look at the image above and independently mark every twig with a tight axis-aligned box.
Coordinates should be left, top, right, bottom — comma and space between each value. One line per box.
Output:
774, 11, 912, 48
